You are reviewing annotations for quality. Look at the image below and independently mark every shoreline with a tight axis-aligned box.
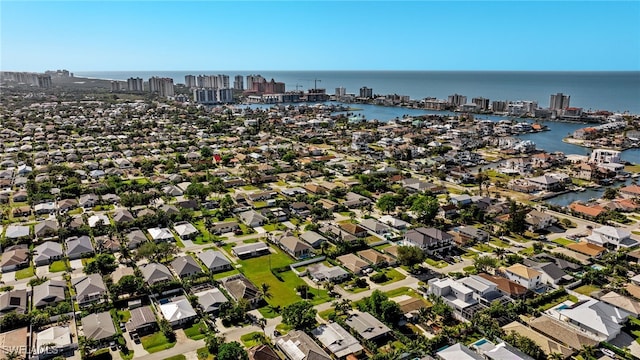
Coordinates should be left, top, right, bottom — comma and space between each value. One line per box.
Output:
562, 136, 638, 152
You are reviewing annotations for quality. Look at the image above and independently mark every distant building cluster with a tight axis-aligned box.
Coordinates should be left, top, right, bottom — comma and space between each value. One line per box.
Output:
1, 72, 52, 88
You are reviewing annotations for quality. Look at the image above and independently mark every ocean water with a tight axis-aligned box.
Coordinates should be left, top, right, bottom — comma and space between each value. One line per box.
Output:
75, 71, 640, 114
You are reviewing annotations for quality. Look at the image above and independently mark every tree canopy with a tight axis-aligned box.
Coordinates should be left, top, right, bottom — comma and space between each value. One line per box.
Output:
282, 301, 317, 330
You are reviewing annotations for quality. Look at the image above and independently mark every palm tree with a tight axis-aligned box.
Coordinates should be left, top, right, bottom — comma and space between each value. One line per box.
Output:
320, 241, 329, 256
548, 353, 565, 360
579, 344, 596, 359
257, 317, 267, 335
492, 247, 506, 260
260, 283, 272, 299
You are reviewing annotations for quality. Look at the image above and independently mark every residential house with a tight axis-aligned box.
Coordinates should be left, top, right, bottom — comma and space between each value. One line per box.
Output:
94, 235, 120, 253
525, 210, 556, 231
248, 344, 280, 360
231, 242, 270, 259
239, 210, 267, 227
79, 194, 99, 209
171, 255, 203, 279
620, 184, 640, 199
307, 263, 350, 283
34, 326, 75, 359
72, 274, 107, 307
88, 214, 110, 228
159, 296, 198, 326
113, 209, 134, 224
33, 241, 63, 266
450, 194, 472, 207
554, 298, 631, 341
140, 263, 175, 286
478, 273, 529, 300
173, 221, 199, 240
210, 221, 239, 235
221, 274, 262, 307
276, 330, 331, 360
343, 192, 371, 208
4, 224, 31, 241
344, 311, 391, 342
195, 288, 229, 314
65, 236, 94, 259
0, 289, 27, 315
359, 218, 392, 236
501, 321, 573, 359
34, 202, 56, 215
566, 241, 607, 258
34, 220, 58, 239
403, 227, 454, 255
338, 222, 368, 238
427, 277, 479, 318
337, 253, 370, 275
530, 315, 599, 351
312, 322, 363, 359
278, 235, 313, 260
32, 280, 67, 308
125, 305, 158, 335
126, 229, 148, 249
471, 338, 534, 360
436, 343, 483, 360
0, 244, 29, 272
600, 291, 640, 317
525, 260, 573, 288
197, 250, 232, 273
586, 225, 637, 249
528, 175, 563, 191
378, 215, 410, 230
454, 226, 489, 245
58, 199, 78, 213
568, 202, 606, 219
502, 264, 542, 290
290, 202, 311, 218
357, 249, 396, 267
82, 312, 117, 344
299, 231, 327, 248
148, 227, 175, 242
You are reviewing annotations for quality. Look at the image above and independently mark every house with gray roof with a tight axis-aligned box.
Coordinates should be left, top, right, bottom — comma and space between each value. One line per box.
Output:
231, 242, 270, 259
312, 322, 363, 359
125, 305, 157, 335
307, 263, 350, 283
197, 250, 232, 273
0, 244, 29, 272
32, 280, 67, 308
33, 241, 63, 266
126, 229, 148, 249
113, 209, 134, 224
210, 221, 239, 235
403, 227, 454, 255
79, 194, 99, 209
171, 255, 203, 278
278, 235, 313, 260
344, 311, 391, 342
195, 288, 229, 314
72, 274, 106, 307
221, 274, 261, 307
276, 330, 331, 360
436, 343, 483, 360
65, 236, 94, 259
0, 289, 27, 315
299, 231, 327, 248
34, 220, 58, 239
4, 224, 31, 240
34, 202, 56, 215
82, 311, 117, 344
140, 263, 174, 286
239, 210, 267, 227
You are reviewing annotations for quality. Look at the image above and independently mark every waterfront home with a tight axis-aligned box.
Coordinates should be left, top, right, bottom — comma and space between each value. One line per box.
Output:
568, 202, 606, 218
585, 225, 637, 249
527, 175, 563, 191
620, 184, 640, 199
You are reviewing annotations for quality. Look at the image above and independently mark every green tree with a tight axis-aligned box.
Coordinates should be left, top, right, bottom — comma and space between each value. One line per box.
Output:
185, 182, 210, 202
200, 146, 213, 159
217, 341, 248, 360
282, 301, 317, 330
83, 253, 118, 275
410, 194, 440, 224
205, 333, 224, 354
506, 200, 527, 234
603, 187, 619, 200
473, 255, 498, 273
396, 245, 425, 266
376, 194, 399, 214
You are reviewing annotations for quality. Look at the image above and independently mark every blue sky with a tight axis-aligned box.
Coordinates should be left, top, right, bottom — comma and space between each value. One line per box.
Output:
2, 1, 639, 71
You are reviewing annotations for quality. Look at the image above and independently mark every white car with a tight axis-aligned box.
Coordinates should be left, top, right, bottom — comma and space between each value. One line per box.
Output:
601, 348, 616, 358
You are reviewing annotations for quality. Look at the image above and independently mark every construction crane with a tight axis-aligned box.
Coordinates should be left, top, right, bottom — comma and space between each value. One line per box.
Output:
294, 83, 303, 91
299, 78, 322, 90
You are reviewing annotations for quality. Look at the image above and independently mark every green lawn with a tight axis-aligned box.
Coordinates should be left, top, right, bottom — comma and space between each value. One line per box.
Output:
374, 243, 391, 251
141, 332, 176, 353
117, 310, 131, 323
262, 223, 287, 232
81, 257, 96, 266
192, 220, 214, 245
212, 268, 240, 280
252, 201, 268, 209
574, 284, 601, 296
318, 308, 336, 321
242, 185, 259, 190
472, 243, 494, 253
68, 208, 83, 215
552, 238, 574, 246
424, 257, 447, 268
49, 259, 69, 272
239, 247, 331, 309
197, 347, 214, 360
489, 239, 511, 248
184, 320, 208, 340
163, 355, 186, 360
518, 247, 535, 256
240, 332, 266, 348
377, 268, 406, 285
384, 286, 422, 299
15, 266, 35, 280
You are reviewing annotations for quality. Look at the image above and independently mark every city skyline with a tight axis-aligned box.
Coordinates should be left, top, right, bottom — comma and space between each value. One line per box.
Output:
1, 1, 639, 72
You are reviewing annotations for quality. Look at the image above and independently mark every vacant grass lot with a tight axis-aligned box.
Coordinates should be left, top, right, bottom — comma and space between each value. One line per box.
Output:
15, 266, 35, 280
552, 238, 574, 246
574, 284, 600, 296
141, 332, 176, 353
424, 258, 448, 268
49, 259, 69, 272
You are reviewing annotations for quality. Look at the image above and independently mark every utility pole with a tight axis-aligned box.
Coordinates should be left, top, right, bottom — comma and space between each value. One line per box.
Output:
313, 78, 321, 90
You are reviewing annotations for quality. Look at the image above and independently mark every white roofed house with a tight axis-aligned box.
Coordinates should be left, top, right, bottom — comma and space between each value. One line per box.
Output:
88, 214, 110, 228
403, 227, 454, 255
195, 288, 229, 314
239, 209, 267, 228
159, 296, 198, 326
173, 221, 199, 240
586, 225, 637, 249
554, 298, 631, 341
231, 242, 270, 259
311, 322, 363, 359
35, 326, 74, 358
147, 227, 175, 242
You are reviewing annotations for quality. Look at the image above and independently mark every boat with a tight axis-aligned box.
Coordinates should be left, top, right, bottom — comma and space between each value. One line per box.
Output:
632, 173, 640, 179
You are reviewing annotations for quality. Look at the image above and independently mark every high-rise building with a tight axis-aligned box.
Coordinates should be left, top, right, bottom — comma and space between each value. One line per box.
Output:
492, 101, 507, 112
550, 93, 570, 110
447, 93, 467, 106
472, 97, 490, 110
359, 87, 373, 98
36, 74, 52, 88
127, 77, 144, 92
234, 75, 244, 90
217, 74, 230, 89
110, 81, 122, 92
148, 77, 175, 98
185, 75, 197, 88
246, 75, 265, 92
335, 87, 346, 97
193, 88, 234, 104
